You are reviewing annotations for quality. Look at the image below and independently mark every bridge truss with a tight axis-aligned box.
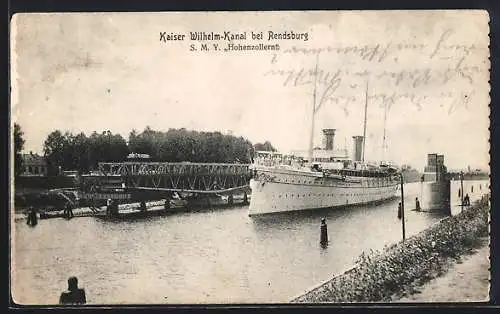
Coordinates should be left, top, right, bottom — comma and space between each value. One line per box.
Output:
97, 162, 253, 193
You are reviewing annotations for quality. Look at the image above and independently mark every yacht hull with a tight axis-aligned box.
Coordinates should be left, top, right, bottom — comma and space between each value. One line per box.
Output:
248, 167, 399, 216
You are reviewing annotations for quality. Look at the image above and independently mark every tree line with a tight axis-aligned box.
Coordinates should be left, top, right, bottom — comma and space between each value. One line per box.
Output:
14, 123, 25, 176
14, 124, 277, 176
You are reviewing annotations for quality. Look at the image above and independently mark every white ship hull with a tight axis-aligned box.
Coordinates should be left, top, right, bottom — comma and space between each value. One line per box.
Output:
248, 167, 399, 216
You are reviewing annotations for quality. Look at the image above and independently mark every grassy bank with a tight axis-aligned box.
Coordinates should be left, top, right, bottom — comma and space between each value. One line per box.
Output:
395, 237, 489, 302
292, 196, 489, 303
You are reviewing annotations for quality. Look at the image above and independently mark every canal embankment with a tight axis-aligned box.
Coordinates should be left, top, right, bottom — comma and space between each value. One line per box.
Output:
14, 193, 251, 221
394, 238, 489, 302
292, 195, 490, 303
13, 200, 166, 221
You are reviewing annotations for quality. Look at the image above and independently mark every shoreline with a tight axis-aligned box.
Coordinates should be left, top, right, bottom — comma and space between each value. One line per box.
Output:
393, 237, 489, 302
292, 196, 490, 303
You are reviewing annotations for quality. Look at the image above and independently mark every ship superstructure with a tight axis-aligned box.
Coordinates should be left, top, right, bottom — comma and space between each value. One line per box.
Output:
248, 76, 400, 216
248, 134, 400, 215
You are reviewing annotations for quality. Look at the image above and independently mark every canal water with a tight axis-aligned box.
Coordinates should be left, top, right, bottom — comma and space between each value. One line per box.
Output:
12, 180, 488, 304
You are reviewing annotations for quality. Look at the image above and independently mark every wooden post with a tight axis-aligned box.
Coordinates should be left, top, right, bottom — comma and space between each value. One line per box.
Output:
243, 191, 248, 205
400, 173, 406, 241
420, 174, 424, 209
460, 171, 464, 211
320, 218, 328, 246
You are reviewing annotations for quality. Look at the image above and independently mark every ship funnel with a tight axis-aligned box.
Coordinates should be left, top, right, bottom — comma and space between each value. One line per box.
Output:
322, 129, 336, 151
352, 136, 364, 162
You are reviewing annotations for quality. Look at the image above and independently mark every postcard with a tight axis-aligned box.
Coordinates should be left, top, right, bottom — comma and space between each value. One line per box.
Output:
10, 10, 490, 305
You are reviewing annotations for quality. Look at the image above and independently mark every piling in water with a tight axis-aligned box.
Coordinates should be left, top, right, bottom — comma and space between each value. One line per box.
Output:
320, 218, 328, 246
27, 208, 38, 227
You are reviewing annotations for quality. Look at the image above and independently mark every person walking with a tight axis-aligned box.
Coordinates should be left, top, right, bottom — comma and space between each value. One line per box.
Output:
415, 197, 421, 211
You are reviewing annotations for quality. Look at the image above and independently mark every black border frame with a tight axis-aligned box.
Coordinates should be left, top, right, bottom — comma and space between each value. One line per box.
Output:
5, 0, 499, 311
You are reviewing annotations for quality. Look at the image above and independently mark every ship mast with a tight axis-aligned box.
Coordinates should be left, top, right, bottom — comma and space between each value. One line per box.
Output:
362, 80, 369, 162
308, 55, 320, 164
382, 101, 387, 162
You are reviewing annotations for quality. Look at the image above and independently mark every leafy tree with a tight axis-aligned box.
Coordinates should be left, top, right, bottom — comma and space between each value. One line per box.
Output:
43, 129, 129, 175
14, 123, 25, 176
71, 132, 90, 174
42, 126, 274, 169
254, 141, 276, 152
127, 127, 258, 163
43, 130, 68, 176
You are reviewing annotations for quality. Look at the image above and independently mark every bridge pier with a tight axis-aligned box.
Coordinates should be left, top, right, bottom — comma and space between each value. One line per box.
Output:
243, 191, 249, 205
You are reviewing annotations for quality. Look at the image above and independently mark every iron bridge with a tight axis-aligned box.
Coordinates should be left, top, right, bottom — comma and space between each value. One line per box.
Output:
97, 162, 253, 194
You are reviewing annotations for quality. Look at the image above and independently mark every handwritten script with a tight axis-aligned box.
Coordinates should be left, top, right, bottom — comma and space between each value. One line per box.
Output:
264, 29, 488, 115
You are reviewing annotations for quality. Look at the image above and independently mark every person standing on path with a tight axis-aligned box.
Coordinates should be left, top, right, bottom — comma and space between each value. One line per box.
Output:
59, 276, 86, 305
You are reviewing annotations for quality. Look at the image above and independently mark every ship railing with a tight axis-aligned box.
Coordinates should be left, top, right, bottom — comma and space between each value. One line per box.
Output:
253, 158, 305, 168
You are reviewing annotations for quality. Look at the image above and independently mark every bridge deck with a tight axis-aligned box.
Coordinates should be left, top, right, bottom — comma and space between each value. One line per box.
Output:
93, 162, 253, 193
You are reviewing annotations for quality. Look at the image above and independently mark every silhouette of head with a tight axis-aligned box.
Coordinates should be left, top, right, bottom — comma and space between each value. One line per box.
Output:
68, 277, 78, 291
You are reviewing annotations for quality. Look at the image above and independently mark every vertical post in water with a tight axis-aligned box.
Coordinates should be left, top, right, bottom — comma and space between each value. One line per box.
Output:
362, 80, 369, 162
460, 171, 464, 210
243, 191, 249, 205
420, 175, 424, 208
400, 173, 406, 241
320, 218, 328, 247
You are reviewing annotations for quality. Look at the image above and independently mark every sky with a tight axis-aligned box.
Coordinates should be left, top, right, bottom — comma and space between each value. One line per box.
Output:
11, 11, 490, 171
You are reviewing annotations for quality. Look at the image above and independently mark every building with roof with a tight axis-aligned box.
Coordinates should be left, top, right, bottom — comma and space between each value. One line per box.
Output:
20, 152, 47, 176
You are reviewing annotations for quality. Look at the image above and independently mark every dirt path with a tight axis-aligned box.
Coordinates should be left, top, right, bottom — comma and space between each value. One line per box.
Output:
396, 239, 490, 302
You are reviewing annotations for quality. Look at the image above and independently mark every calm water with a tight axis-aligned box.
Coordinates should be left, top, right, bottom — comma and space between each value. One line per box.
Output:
12, 180, 488, 304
